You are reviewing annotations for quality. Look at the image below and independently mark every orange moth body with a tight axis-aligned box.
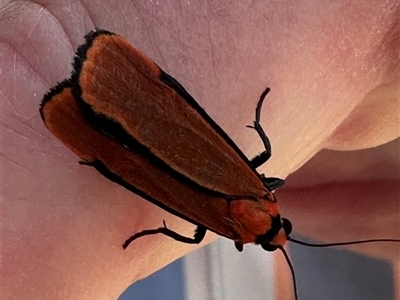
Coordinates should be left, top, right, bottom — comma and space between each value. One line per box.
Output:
40, 29, 290, 253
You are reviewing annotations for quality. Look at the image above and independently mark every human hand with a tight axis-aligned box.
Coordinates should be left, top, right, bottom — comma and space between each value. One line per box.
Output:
2, 1, 398, 300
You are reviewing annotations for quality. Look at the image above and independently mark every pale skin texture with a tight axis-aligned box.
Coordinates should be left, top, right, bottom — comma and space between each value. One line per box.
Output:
1, 1, 399, 300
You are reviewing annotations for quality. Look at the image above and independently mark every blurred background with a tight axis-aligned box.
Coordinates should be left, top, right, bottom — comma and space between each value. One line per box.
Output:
118, 237, 396, 300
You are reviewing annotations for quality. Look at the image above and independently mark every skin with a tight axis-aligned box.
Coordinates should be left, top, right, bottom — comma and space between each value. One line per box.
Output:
1, 1, 399, 299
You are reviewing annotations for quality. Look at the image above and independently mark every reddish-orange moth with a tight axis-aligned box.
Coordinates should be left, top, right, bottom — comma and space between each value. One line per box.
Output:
40, 29, 399, 300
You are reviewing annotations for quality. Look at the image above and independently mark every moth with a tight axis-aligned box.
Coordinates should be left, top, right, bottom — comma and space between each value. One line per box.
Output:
40, 29, 399, 300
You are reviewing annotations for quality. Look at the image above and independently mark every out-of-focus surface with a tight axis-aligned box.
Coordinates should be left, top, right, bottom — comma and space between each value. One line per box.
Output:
289, 237, 395, 300
120, 237, 396, 300
119, 258, 185, 300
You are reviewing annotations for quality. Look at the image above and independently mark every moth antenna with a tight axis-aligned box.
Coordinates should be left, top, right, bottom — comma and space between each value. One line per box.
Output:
278, 245, 298, 300
287, 237, 400, 248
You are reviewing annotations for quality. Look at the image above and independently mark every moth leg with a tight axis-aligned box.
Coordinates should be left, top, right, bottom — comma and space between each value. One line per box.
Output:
123, 221, 207, 249
260, 174, 285, 191
235, 242, 244, 252
250, 152, 271, 169
247, 87, 272, 169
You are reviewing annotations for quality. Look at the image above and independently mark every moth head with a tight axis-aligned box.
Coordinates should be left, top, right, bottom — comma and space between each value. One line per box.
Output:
257, 217, 292, 252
